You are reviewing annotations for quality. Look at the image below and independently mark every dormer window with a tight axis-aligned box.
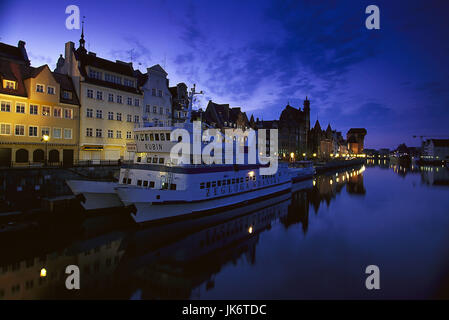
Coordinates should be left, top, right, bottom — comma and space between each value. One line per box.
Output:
47, 86, 55, 95
63, 90, 72, 100
89, 68, 102, 80
36, 84, 44, 93
3, 80, 16, 90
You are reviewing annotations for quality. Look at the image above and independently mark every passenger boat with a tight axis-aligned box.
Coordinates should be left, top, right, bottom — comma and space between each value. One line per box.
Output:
67, 87, 300, 224
289, 160, 315, 182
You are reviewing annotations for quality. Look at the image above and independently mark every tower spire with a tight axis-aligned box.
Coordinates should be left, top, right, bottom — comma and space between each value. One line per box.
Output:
78, 16, 87, 54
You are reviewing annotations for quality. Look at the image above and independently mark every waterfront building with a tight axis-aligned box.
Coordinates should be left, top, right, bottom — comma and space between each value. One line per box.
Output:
54, 30, 143, 161
169, 82, 189, 124
203, 100, 249, 130
278, 97, 310, 161
347, 128, 367, 154
422, 139, 449, 161
139, 65, 172, 127
0, 41, 80, 166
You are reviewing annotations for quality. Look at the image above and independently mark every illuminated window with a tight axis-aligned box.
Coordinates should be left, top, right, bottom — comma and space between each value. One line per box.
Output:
41, 127, 50, 137
16, 103, 25, 113
1, 101, 11, 112
0, 123, 11, 135
3, 80, 15, 89
42, 106, 51, 116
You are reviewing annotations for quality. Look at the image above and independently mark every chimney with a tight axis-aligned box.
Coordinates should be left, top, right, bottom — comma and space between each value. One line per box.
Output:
18, 40, 30, 65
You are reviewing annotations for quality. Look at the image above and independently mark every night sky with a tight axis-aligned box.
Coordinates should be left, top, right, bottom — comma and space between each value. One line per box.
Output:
1, 0, 448, 149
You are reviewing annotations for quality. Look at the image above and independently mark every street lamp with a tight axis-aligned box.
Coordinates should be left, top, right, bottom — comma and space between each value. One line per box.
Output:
42, 134, 49, 166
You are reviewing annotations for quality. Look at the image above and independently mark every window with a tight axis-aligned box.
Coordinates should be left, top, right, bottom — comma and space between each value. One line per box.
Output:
64, 128, 72, 139
47, 86, 55, 95
166, 133, 170, 141
89, 69, 102, 80
134, 99, 140, 107
153, 106, 157, 113
87, 89, 93, 98
64, 109, 73, 119
15, 103, 25, 113
134, 115, 139, 123
42, 106, 51, 116
166, 108, 170, 115
158, 90, 162, 97
3, 80, 15, 89
159, 107, 163, 115
96, 110, 102, 119
15, 125, 25, 136
149, 181, 155, 188
86, 108, 93, 118
36, 84, 44, 93
116, 131, 122, 139
1, 101, 11, 112
0, 123, 11, 135
108, 130, 113, 138
159, 158, 164, 164
117, 95, 122, 104
96, 129, 102, 137
86, 128, 92, 137
53, 107, 62, 118
126, 131, 131, 139
127, 97, 132, 105
200, 183, 205, 189
124, 78, 134, 87
63, 90, 72, 99
105, 73, 121, 84
108, 93, 114, 102
41, 127, 50, 137
143, 181, 148, 187
96, 91, 103, 100
145, 105, 151, 113
29, 126, 38, 137
127, 114, 132, 122
152, 88, 156, 96
30, 104, 38, 115
53, 128, 62, 138
108, 112, 114, 120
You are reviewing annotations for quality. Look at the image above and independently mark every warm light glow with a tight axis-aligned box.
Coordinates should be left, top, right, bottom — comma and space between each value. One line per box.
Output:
313, 180, 316, 186
40, 268, 47, 278
248, 171, 254, 177
313, 153, 317, 157
248, 226, 253, 234
302, 153, 306, 157
330, 154, 334, 157
330, 179, 333, 185
42, 134, 50, 142
290, 152, 295, 159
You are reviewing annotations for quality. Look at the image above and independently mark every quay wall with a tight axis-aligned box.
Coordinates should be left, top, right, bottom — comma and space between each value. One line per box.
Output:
0, 166, 120, 212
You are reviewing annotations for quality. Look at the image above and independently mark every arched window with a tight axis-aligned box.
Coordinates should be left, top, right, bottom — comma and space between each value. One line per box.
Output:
16, 149, 29, 163
33, 149, 45, 163
49, 149, 59, 163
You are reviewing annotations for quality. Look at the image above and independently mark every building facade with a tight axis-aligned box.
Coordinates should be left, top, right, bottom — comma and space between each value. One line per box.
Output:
422, 139, 449, 161
347, 128, 367, 155
0, 41, 79, 166
169, 82, 189, 124
140, 65, 172, 127
55, 31, 143, 161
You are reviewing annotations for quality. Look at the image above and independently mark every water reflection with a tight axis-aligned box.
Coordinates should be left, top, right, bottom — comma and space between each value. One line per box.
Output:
0, 165, 368, 299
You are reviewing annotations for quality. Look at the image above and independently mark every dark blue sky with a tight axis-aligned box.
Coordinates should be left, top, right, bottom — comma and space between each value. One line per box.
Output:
1, 0, 448, 149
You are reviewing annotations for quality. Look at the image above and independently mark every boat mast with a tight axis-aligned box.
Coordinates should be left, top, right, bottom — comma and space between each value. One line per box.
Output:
186, 83, 203, 124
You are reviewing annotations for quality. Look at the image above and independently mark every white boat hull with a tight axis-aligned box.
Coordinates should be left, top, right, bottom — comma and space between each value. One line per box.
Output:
118, 181, 292, 223
66, 180, 123, 210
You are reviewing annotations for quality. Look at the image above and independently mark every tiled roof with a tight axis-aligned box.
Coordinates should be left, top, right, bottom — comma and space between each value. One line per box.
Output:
0, 42, 29, 64
0, 60, 28, 97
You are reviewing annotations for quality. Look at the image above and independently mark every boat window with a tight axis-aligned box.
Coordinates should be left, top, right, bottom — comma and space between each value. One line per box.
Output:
127, 178, 132, 184
137, 180, 142, 186
146, 157, 152, 163
170, 184, 176, 190
152, 157, 158, 164
227, 179, 231, 185
200, 182, 205, 189
149, 181, 155, 188
145, 134, 149, 141
222, 180, 226, 186
212, 181, 216, 187
150, 134, 154, 141
155, 133, 159, 141
240, 177, 243, 183
166, 133, 170, 141
245, 177, 249, 182
140, 134, 144, 141
231, 178, 235, 184
143, 181, 148, 187
122, 177, 126, 184
159, 158, 164, 164
160, 133, 165, 141
206, 182, 211, 188
137, 157, 141, 163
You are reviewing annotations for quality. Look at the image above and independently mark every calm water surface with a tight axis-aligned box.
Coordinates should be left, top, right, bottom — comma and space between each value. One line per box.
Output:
1, 163, 449, 299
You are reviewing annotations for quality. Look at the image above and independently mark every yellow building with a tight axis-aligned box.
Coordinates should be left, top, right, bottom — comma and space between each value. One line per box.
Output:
55, 30, 143, 161
0, 41, 80, 166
